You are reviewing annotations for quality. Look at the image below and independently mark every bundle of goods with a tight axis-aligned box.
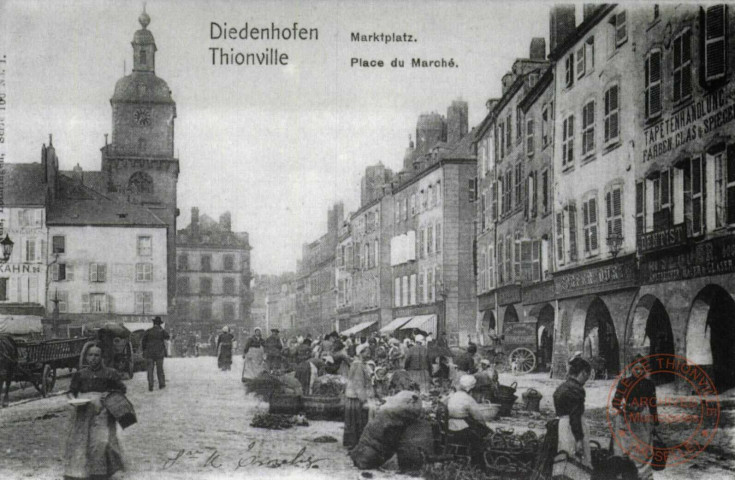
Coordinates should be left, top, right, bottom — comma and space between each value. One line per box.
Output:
521, 388, 542, 412
244, 371, 303, 400
311, 374, 347, 396
482, 427, 545, 478
422, 459, 499, 480
350, 391, 424, 470
250, 413, 297, 430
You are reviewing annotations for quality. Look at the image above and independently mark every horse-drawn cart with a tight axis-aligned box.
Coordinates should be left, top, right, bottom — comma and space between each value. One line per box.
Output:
14, 337, 90, 396
494, 322, 540, 375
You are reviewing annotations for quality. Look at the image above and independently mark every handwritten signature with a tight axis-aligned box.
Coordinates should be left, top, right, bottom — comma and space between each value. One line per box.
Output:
163, 442, 327, 470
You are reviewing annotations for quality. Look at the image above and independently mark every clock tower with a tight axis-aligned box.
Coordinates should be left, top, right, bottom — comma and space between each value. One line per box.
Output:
101, 8, 179, 312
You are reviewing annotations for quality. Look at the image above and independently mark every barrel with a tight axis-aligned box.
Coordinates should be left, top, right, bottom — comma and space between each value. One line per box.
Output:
302, 395, 344, 420
269, 394, 302, 415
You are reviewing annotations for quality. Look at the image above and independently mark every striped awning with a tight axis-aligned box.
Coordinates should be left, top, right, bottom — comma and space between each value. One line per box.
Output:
341, 320, 378, 336
379, 316, 413, 333
399, 314, 437, 336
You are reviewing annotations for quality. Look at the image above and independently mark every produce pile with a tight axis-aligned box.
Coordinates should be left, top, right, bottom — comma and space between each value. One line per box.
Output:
422, 459, 501, 480
311, 374, 347, 396
250, 413, 310, 430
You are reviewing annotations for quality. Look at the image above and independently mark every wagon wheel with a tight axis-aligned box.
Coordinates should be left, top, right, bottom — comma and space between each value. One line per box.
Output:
79, 341, 98, 370
41, 364, 56, 396
125, 341, 134, 379
509, 347, 536, 374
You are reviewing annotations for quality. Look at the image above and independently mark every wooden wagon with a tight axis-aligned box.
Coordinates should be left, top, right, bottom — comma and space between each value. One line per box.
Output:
494, 322, 541, 375
14, 336, 90, 396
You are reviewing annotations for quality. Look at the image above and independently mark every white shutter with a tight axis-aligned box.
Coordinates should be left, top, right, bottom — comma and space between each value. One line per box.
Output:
52, 264, 59, 282
82, 294, 90, 313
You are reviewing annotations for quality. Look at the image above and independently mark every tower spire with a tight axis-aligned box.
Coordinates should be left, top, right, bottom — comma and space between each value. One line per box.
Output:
132, 5, 156, 73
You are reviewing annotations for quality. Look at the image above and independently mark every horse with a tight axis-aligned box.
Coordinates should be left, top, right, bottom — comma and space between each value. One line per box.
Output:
0, 335, 18, 407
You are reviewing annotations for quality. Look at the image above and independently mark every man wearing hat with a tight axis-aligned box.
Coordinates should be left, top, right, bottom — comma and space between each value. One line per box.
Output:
264, 329, 283, 372
141, 316, 169, 391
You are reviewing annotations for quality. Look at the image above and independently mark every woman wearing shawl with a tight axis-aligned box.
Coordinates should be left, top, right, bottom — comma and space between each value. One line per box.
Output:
344, 343, 375, 448
216, 326, 235, 371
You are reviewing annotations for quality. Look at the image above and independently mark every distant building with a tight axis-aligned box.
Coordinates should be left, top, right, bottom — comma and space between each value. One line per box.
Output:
335, 220, 354, 331
176, 207, 252, 338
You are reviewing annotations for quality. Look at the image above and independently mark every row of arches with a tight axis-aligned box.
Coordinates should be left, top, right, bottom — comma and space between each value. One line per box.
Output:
483, 284, 735, 392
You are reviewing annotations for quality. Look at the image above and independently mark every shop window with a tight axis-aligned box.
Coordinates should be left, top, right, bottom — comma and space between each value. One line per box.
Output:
135, 292, 152, 314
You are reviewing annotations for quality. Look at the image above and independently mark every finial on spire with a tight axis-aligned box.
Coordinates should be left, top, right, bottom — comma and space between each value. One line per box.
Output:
139, 3, 151, 29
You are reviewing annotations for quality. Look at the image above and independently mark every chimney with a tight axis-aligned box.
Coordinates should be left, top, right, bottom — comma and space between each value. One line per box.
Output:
72, 163, 83, 185
549, 5, 576, 53
529, 37, 546, 60
502, 72, 515, 95
447, 99, 469, 145
219, 212, 232, 232
583, 4, 598, 22
191, 207, 200, 238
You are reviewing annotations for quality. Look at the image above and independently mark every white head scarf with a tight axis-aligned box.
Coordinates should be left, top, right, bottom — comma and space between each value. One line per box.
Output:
356, 343, 369, 356
459, 374, 477, 392
415, 335, 425, 344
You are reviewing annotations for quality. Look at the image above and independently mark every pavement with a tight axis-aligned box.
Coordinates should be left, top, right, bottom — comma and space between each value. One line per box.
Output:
0, 360, 732, 479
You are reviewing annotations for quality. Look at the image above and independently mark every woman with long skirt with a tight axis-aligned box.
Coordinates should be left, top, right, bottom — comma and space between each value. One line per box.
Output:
344, 343, 375, 448
217, 326, 234, 371
241, 328, 266, 381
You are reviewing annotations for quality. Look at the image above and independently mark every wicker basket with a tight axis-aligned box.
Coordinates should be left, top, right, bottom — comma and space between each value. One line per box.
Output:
497, 381, 517, 396
522, 388, 543, 412
495, 393, 517, 417
269, 394, 302, 415
477, 403, 501, 421
102, 392, 137, 429
302, 395, 344, 421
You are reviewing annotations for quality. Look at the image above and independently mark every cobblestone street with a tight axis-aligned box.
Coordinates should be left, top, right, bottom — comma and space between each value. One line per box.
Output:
0, 357, 406, 480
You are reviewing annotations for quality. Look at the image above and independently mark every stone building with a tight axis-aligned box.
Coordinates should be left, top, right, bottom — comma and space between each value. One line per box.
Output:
477, 40, 551, 360
548, 4, 643, 377
176, 208, 252, 339
68, 11, 179, 318
386, 102, 477, 346
630, 4, 735, 392
335, 219, 354, 331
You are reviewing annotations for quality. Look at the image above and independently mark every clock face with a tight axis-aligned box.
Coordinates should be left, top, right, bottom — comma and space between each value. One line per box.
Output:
133, 108, 151, 126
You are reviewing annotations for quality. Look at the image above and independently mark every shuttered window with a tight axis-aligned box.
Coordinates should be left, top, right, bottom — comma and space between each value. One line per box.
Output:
394, 277, 401, 307
89, 263, 107, 283
645, 50, 663, 119
614, 11, 627, 47
604, 84, 620, 145
435, 222, 442, 253
479, 252, 486, 292
568, 204, 579, 261
515, 163, 523, 207
606, 186, 624, 241
565, 53, 574, 88
497, 240, 505, 284
514, 233, 522, 281
505, 236, 512, 284
556, 212, 565, 265
636, 181, 646, 238
727, 146, 735, 226
542, 103, 550, 147
506, 114, 512, 149
673, 29, 693, 102
582, 197, 599, 255
582, 101, 595, 156
542, 170, 549, 215
526, 118, 534, 156
563, 115, 574, 166
705, 5, 727, 81
576, 46, 586, 79
691, 156, 704, 236
487, 245, 495, 290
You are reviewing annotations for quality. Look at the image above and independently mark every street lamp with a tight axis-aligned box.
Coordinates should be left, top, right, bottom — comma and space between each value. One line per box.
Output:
0, 234, 14, 263
607, 233, 623, 258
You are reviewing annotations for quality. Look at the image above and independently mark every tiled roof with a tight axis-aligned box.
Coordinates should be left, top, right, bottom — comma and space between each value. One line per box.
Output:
60, 170, 109, 195
443, 131, 476, 160
4, 163, 47, 206
47, 175, 166, 227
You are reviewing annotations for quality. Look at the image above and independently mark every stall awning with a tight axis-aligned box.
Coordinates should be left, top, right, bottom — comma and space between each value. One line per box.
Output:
341, 320, 378, 336
399, 314, 437, 336
0, 316, 43, 335
380, 316, 413, 333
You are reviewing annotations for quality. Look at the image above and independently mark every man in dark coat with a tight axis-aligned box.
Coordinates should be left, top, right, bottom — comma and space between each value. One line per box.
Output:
141, 317, 169, 391
454, 343, 478, 375
264, 329, 283, 372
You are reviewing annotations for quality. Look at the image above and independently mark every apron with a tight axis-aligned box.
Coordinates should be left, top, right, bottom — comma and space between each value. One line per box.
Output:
241, 346, 265, 381
611, 410, 654, 480
552, 413, 592, 480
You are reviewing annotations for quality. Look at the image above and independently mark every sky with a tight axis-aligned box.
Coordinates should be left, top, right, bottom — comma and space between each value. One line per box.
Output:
1, 0, 550, 275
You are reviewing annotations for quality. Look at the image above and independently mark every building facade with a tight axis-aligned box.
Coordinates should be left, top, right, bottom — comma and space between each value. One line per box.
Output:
335, 220, 354, 331
176, 208, 252, 339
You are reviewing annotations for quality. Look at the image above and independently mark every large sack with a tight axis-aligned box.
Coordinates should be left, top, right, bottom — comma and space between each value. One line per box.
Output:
350, 444, 384, 470
397, 419, 434, 472
353, 402, 416, 467
379, 391, 423, 422
277, 372, 303, 395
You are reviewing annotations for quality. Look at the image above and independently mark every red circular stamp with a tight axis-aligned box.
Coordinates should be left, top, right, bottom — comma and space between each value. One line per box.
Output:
605, 354, 720, 469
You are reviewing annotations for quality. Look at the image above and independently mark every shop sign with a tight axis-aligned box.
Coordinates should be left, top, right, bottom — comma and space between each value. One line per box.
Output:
640, 234, 735, 284
637, 223, 687, 254
393, 305, 438, 317
554, 255, 638, 299
497, 284, 522, 306
503, 322, 536, 346
642, 87, 735, 163
522, 280, 555, 305
0, 263, 42, 274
